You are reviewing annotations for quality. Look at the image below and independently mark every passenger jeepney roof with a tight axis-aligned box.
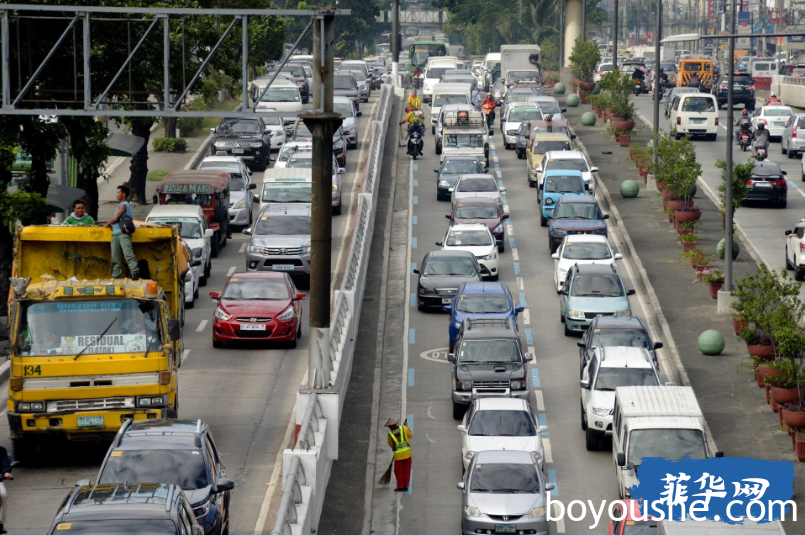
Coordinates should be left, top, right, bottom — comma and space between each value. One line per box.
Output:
156, 170, 230, 194
616, 386, 703, 418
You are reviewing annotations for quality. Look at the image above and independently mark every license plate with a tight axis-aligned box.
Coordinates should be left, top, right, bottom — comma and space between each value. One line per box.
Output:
755, 182, 771, 187
495, 524, 516, 534
775, 122, 785, 127
77, 416, 104, 428
442, 298, 452, 304
215, 150, 228, 155
692, 119, 704, 124
232, 148, 245, 154
272, 264, 295, 270
240, 324, 266, 331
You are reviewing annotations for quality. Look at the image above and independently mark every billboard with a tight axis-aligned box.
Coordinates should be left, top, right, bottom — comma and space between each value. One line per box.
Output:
737, 11, 752, 47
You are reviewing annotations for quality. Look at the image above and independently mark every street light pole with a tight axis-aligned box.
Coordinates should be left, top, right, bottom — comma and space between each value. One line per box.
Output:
724, 0, 737, 294
652, 0, 662, 168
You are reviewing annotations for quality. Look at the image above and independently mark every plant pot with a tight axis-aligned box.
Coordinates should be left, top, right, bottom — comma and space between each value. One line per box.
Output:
614, 119, 636, 132
668, 210, 674, 222
619, 134, 630, 146
656, 181, 666, 191
678, 228, 693, 237
748, 344, 776, 360
766, 384, 771, 404
641, 169, 649, 183
795, 432, 805, 462
769, 387, 805, 413
682, 241, 697, 252
674, 209, 702, 223
629, 148, 634, 159
709, 281, 723, 299
662, 189, 671, 201
579, 81, 596, 92
732, 316, 748, 336
688, 255, 702, 267
757, 365, 780, 386
782, 408, 805, 429
667, 199, 694, 210
579, 92, 589, 104
695, 263, 710, 276
755, 367, 765, 388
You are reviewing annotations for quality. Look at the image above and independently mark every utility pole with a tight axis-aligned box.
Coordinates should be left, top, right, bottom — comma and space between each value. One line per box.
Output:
724, 0, 737, 296
652, 0, 662, 170
303, 11, 342, 390
391, 0, 400, 86
614, 0, 619, 64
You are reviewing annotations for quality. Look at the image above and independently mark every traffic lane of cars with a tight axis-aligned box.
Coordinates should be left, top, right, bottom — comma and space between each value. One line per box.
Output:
1, 93, 377, 534
399, 114, 645, 534
634, 96, 805, 280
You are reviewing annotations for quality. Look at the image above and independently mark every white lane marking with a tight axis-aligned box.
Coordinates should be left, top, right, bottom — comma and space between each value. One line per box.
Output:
196, 320, 208, 332
523, 309, 530, 325
517, 277, 524, 290
553, 503, 566, 533
503, 204, 509, 213
528, 346, 536, 366
493, 156, 499, 163
426, 431, 436, 443
506, 224, 514, 235
496, 170, 502, 179
543, 436, 553, 463
239, 243, 246, 253
427, 401, 435, 420
489, 142, 495, 149
227, 266, 236, 277
181, 349, 191, 365
512, 248, 519, 261
535, 389, 545, 411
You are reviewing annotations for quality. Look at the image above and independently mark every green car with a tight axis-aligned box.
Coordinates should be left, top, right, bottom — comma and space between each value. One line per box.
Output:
559, 263, 635, 337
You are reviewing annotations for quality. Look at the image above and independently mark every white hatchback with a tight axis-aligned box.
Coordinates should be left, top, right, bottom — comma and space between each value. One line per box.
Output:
437, 223, 500, 280
551, 235, 622, 291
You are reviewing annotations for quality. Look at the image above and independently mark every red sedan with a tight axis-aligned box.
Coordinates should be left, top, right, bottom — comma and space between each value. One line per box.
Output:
210, 272, 305, 348
445, 197, 509, 252
607, 499, 658, 535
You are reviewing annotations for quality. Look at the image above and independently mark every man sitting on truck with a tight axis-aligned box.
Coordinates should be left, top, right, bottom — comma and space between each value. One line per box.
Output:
63, 200, 95, 226
105, 185, 140, 280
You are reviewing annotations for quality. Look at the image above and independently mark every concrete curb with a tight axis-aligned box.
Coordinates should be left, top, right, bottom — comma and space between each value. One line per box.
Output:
183, 133, 215, 171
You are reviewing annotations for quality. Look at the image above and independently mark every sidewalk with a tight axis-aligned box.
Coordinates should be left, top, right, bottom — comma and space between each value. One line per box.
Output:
562, 97, 805, 533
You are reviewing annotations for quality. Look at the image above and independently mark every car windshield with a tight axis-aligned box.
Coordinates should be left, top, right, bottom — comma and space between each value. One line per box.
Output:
623, 521, 660, 534
262, 183, 311, 203
223, 279, 290, 300
344, 70, 366, 81
294, 124, 313, 138
533, 141, 571, 153
509, 109, 542, 122
426, 67, 454, 78
254, 216, 311, 235
422, 257, 477, 276
546, 158, 587, 172
628, 429, 707, 466
457, 178, 496, 192
594, 368, 658, 390
599, 64, 614, 71
334, 76, 356, 89
228, 178, 245, 191
18, 299, 163, 357
563, 242, 611, 260
660, 63, 676, 71
455, 205, 498, 219
51, 519, 178, 534
544, 175, 584, 194
433, 94, 469, 107
446, 229, 492, 247
591, 329, 650, 349
535, 102, 561, 114
288, 158, 313, 169
469, 410, 535, 436
470, 462, 540, 493
532, 125, 570, 137
459, 339, 520, 363
456, 294, 510, 313
99, 449, 209, 489
260, 88, 299, 102
281, 66, 304, 77
334, 103, 354, 118
217, 119, 261, 134
753, 164, 783, 178
681, 96, 714, 112
444, 134, 484, 148
443, 160, 481, 174
554, 203, 600, 219
506, 93, 535, 103
571, 274, 624, 297
765, 108, 792, 116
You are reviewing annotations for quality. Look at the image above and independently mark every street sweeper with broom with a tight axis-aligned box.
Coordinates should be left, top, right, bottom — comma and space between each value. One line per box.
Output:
378, 417, 412, 492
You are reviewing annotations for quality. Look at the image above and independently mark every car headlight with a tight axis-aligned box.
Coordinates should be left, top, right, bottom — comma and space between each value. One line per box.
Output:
528, 507, 547, 518
193, 500, 211, 518
532, 451, 542, 463
544, 198, 554, 205
192, 247, 203, 259
233, 199, 247, 210
593, 407, 612, 417
300, 245, 311, 256
334, 140, 344, 150
510, 380, 523, 390
482, 252, 497, 260
568, 309, 585, 319
614, 309, 631, 317
138, 395, 166, 407
460, 381, 472, 390
17, 401, 44, 412
250, 142, 264, 148
332, 183, 339, 192
492, 224, 503, 234
276, 307, 295, 322
248, 245, 263, 254
453, 321, 461, 329
438, 180, 450, 188
214, 307, 232, 321
553, 228, 567, 236
213, 141, 226, 147
464, 506, 484, 518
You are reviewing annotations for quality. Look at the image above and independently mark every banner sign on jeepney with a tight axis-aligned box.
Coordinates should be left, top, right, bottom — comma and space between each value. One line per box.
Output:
162, 183, 214, 194
61, 334, 147, 355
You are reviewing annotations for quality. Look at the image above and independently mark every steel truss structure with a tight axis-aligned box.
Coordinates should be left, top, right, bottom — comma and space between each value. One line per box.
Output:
0, 4, 350, 117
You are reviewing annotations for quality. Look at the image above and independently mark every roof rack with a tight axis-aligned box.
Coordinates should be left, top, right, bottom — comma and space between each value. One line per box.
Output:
166, 484, 177, 512
465, 318, 510, 330
194, 419, 203, 447
112, 418, 134, 448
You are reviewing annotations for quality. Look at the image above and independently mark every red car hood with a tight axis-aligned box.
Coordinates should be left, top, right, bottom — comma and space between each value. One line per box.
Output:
452, 217, 501, 231
220, 299, 291, 317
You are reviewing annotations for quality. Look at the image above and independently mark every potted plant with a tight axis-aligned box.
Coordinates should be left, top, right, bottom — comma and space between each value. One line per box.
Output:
716, 158, 753, 260
701, 268, 725, 299
681, 248, 704, 268
568, 37, 600, 92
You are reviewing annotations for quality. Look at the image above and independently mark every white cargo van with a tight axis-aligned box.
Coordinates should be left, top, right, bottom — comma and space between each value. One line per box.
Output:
423, 59, 461, 103
669, 93, 719, 141
612, 386, 721, 500
430, 82, 472, 133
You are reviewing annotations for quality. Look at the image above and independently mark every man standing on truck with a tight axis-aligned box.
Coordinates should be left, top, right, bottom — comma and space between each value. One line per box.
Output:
105, 185, 140, 280
63, 200, 95, 226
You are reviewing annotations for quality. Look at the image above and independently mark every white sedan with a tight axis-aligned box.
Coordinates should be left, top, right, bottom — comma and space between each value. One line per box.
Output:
458, 398, 547, 472
180, 240, 200, 309
753, 105, 794, 138
437, 223, 500, 280
551, 235, 622, 291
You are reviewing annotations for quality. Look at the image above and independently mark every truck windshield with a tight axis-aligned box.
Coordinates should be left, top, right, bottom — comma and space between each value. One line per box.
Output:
444, 134, 483, 148
261, 183, 312, 203
627, 429, 706, 466
509, 109, 542, 122
459, 340, 520, 363
18, 299, 163, 357
433, 94, 468, 107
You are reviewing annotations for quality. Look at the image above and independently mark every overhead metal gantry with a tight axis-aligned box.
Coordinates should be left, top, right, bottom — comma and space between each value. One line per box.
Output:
0, 4, 350, 118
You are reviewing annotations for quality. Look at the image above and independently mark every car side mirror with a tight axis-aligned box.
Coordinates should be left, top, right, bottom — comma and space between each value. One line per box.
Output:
457, 424, 467, 432
499, 186, 507, 193
456, 482, 465, 490
576, 341, 585, 348
253, 196, 259, 203
515, 306, 524, 313
627, 289, 636, 296
526, 149, 531, 155
558, 289, 567, 295
614, 253, 623, 260
488, 130, 494, 136
580, 379, 590, 389
551, 252, 559, 259
537, 425, 548, 434
435, 241, 443, 246
602, 214, 610, 220
483, 167, 489, 173
412, 268, 420, 274
249, 169, 254, 175
545, 483, 556, 491
75, 479, 91, 488
249, 183, 257, 190
210, 127, 216, 133
783, 170, 788, 175
654, 342, 664, 349
357, 110, 363, 117
561, 108, 567, 113
216, 478, 235, 491
479, 266, 491, 275
294, 293, 306, 301
590, 166, 599, 172
496, 240, 503, 248
524, 352, 533, 362
665, 381, 676, 386
502, 213, 509, 219
168, 318, 181, 341
787, 230, 794, 235
443, 305, 452, 312
715, 451, 724, 458
447, 353, 456, 363
191, 259, 202, 267
209, 292, 220, 299
242, 228, 252, 235
617, 453, 626, 467
434, 168, 440, 173
571, 134, 577, 140
205, 229, 215, 238
264, 126, 271, 133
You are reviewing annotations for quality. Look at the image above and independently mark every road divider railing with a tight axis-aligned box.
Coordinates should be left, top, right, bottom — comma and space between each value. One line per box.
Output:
271, 83, 395, 534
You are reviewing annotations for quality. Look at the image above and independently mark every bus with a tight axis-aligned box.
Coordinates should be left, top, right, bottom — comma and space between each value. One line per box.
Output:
376, 43, 390, 56
409, 41, 449, 72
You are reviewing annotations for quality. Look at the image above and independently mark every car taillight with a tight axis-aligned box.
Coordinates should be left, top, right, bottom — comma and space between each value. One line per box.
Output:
677, 117, 681, 125
800, 242, 805, 252
746, 180, 754, 185
793, 129, 798, 139
715, 118, 719, 126
775, 179, 787, 186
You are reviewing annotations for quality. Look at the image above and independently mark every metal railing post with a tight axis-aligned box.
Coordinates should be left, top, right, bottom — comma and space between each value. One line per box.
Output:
241, 15, 248, 111
83, 13, 90, 109
164, 14, 170, 110
1, 11, 9, 109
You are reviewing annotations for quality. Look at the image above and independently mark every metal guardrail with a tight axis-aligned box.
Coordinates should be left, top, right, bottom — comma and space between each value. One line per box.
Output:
270, 83, 395, 535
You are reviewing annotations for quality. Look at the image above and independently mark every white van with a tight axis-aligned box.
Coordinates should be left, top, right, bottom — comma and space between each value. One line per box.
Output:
259, 168, 313, 213
145, 205, 214, 286
483, 52, 502, 91
422, 60, 461, 103
669, 93, 719, 140
612, 386, 720, 500
751, 59, 779, 91
430, 82, 472, 133
254, 79, 302, 127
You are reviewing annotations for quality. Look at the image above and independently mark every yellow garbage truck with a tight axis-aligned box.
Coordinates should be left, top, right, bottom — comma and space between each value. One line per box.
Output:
6, 225, 190, 460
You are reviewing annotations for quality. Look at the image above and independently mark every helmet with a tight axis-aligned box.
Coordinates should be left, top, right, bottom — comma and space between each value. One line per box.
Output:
487, 93, 492, 98
413, 119, 421, 127
742, 109, 749, 115
757, 122, 765, 130
771, 92, 777, 97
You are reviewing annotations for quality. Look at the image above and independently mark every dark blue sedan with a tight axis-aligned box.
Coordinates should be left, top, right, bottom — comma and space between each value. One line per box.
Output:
548, 196, 609, 253
443, 281, 523, 351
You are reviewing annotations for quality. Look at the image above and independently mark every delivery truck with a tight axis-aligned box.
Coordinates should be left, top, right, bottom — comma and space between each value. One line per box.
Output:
500, 45, 541, 89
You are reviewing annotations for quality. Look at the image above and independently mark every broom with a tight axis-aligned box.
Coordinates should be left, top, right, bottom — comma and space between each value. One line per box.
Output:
378, 458, 394, 486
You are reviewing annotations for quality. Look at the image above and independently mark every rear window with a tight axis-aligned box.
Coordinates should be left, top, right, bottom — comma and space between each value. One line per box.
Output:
754, 63, 770, 70
753, 163, 783, 178
680, 96, 715, 112
797, 117, 805, 129
733, 75, 753, 84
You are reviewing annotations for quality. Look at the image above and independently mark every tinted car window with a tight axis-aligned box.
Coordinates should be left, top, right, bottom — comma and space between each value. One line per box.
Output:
457, 178, 497, 192
470, 462, 540, 493
546, 158, 588, 172
594, 368, 657, 390
468, 410, 535, 436
533, 141, 571, 153
459, 340, 519, 363
218, 119, 261, 134
254, 216, 311, 235
591, 329, 649, 349
456, 294, 510, 313
753, 163, 783, 177
422, 257, 477, 276
443, 160, 482, 174
51, 519, 178, 534
333, 75, 357, 89
455, 205, 498, 219
223, 279, 289, 300
446, 229, 492, 246
628, 429, 706, 466
563, 243, 611, 260
554, 203, 600, 219
99, 450, 209, 489
571, 274, 624, 296
544, 175, 584, 193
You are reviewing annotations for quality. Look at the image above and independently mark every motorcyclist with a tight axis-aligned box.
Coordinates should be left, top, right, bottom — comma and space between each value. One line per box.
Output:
766, 91, 782, 105
412, 65, 423, 89
481, 92, 497, 125
734, 109, 753, 142
753, 122, 770, 157
408, 90, 421, 112
403, 118, 425, 156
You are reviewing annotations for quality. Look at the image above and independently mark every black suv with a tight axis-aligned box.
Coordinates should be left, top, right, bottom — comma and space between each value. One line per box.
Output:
448, 318, 533, 419
91, 419, 234, 535
211, 117, 272, 171
577, 316, 663, 376
713, 73, 755, 110
49, 483, 202, 535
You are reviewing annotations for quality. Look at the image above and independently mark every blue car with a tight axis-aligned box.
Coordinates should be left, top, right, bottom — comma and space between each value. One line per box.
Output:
559, 263, 635, 336
444, 281, 524, 351
548, 196, 609, 253
539, 170, 586, 227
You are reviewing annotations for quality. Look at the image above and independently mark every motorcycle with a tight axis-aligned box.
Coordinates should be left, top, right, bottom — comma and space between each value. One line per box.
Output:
738, 128, 752, 151
407, 130, 424, 160
482, 102, 495, 126
754, 145, 768, 161
688, 75, 700, 90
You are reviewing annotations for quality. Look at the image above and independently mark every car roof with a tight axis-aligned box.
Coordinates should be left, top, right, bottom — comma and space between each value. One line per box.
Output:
457, 173, 496, 181
544, 169, 583, 177
460, 318, 518, 340
228, 271, 288, 281
449, 223, 490, 232
595, 346, 654, 369
426, 249, 476, 259
259, 204, 312, 216
454, 197, 498, 207
529, 96, 560, 104
592, 315, 645, 329
556, 195, 597, 204
545, 150, 585, 160
146, 205, 205, 219
200, 155, 242, 163
116, 419, 202, 450
459, 281, 508, 294
761, 105, 792, 111
531, 133, 572, 141
474, 449, 534, 464
562, 234, 609, 244
57, 483, 179, 521
476, 398, 528, 411
575, 263, 618, 275
444, 155, 482, 162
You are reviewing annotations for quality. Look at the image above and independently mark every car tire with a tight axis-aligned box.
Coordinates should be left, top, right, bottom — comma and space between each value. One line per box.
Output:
674, 133, 682, 141
213, 335, 224, 348
436, 142, 442, 155
490, 273, 499, 281
498, 243, 504, 253
786, 248, 794, 270
586, 429, 601, 451
200, 273, 207, 287
12, 438, 33, 464
194, 286, 199, 300
564, 322, 573, 337
186, 298, 195, 309
211, 234, 220, 258
540, 213, 547, 227
581, 405, 587, 431
708, 134, 717, 141
289, 334, 298, 349
452, 401, 466, 420
303, 96, 309, 105
797, 265, 805, 282
255, 155, 268, 172
432, 126, 435, 135
783, 143, 788, 155
333, 204, 342, 216
528, 178, 535, 188
780, 200, 788, 209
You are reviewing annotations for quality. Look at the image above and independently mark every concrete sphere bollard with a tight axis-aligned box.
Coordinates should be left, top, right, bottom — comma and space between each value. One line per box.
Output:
566, 93, 580, 107
698, 330, 725, 356
581, 112, 597, 126
646, 139, 654, 151
620, 180, 640, 198
553, 83, 566, 95
717, 238, 740, 260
